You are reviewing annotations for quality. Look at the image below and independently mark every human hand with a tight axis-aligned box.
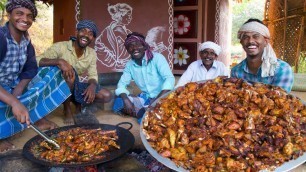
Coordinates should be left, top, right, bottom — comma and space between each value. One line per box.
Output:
65, 72, 75, 90
12, 79, 30, 97
123, 98, 135, 116
83, 84, 96, 104
12, 101, 30, 126
12, 86, 24, 97
58, 59, 74, 80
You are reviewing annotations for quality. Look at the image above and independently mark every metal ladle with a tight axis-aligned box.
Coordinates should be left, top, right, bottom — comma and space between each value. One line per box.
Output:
29, 124, 60, 150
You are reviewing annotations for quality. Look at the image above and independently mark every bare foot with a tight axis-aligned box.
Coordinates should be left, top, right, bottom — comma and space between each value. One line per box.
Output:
35, 118, 58, 131
63, 108, 74, 125
0, 139, 15, 153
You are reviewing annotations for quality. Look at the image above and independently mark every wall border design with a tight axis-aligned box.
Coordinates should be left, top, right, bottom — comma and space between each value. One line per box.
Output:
168, 0, 174, 70
214, 0, 220, 44
75, 0, 81, 25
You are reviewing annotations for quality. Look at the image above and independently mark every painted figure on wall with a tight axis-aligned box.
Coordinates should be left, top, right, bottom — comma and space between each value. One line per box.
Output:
95, 3, 169, 72
95, 3, 133, 71
146, 26, 168, 53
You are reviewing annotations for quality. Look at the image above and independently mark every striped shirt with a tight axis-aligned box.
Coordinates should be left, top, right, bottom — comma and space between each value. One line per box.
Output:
231, 59, 294, 92
0, 22, 37, 87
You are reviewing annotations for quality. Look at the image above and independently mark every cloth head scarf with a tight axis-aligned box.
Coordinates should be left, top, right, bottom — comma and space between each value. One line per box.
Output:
76, 20, 98, 38
198, 41, 222, 56
238, 21, 279, 77
124, 33, 153, 63
6, 0, 37, 19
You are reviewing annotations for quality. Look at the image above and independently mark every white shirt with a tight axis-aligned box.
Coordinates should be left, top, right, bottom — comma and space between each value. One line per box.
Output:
175, 60, 229, 88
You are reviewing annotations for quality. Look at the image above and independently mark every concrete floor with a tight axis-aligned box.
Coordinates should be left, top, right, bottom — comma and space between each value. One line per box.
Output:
2, 91, 306, 171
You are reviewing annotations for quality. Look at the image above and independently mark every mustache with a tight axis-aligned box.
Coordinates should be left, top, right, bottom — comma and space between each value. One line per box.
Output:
202, 57, 213, 60
80, 36, 89, 41
246, 43, 257, 47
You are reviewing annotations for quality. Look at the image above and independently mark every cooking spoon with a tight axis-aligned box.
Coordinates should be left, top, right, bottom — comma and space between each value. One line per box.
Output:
29, 124, 60, 150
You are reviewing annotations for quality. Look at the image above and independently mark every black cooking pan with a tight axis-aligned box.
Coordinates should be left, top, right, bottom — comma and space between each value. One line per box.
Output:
23, 122, 135, 167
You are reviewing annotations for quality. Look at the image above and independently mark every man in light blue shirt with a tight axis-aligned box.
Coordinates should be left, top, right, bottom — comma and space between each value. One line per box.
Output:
113, 32, 174, 122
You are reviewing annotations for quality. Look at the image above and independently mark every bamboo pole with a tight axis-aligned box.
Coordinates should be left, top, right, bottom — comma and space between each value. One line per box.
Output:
283, 0, 287, 62
295, 17, 304, 73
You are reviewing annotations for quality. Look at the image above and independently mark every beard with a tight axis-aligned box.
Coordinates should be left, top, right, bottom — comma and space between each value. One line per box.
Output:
77, 36, 91, 48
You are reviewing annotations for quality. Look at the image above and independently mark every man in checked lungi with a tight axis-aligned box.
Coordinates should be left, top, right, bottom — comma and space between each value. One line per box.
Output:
0, 0, 71, 153
37, 20, 112, 125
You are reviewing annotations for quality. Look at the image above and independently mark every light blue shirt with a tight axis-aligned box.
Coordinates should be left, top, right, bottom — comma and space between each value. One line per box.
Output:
115, 52, 175, 98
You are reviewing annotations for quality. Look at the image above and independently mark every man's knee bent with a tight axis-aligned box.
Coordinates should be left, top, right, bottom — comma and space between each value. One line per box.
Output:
96, 89, 112, 103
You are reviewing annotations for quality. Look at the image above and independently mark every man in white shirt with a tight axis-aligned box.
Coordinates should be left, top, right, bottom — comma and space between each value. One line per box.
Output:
176, 41, 229, 88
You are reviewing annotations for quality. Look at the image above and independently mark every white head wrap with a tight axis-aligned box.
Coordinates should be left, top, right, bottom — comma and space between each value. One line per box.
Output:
198, 41, 222, 56
238, 21, 279, 77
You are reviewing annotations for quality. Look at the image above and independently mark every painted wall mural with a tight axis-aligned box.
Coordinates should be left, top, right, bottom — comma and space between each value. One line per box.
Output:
173, 9, 199, 73
94, 3, 132, 70
173, 42, 197, 71
80, 1, 173, 73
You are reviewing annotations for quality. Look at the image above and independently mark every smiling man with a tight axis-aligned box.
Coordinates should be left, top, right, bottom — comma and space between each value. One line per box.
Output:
112, 32, 175, 123
0, 0, 72, 153
231, 18, 293, 92
37, 20, 112, 125
176, 41, 229, 88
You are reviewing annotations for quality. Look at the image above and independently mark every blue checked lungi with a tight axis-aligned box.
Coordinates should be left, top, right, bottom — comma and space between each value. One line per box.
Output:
0, 66, 71, 139
112, 92, 152, 123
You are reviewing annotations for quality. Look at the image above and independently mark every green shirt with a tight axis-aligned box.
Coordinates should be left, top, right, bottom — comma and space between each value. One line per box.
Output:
37, 40, 98, 81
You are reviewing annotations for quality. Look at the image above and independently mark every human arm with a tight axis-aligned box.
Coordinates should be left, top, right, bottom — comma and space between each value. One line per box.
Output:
19, 42, 38, 81
153, 54, 175, 101
12, 42, 38, 96
81, 51, 100, 104
82, 79, 97, 104
12, 79, 31, 97
119, 93, 135, 116
0, 86, 30, 125
37, 43, 74, 79
175, 64, 195, 88
0, 30, 7, 63
115, 63, 133, 97
39, 59, 74, 80
115, 63, 135, 114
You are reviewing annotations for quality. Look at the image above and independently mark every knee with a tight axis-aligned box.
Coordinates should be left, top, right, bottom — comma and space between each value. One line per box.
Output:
97, 89, 113, 103
64, 78, 75, 90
